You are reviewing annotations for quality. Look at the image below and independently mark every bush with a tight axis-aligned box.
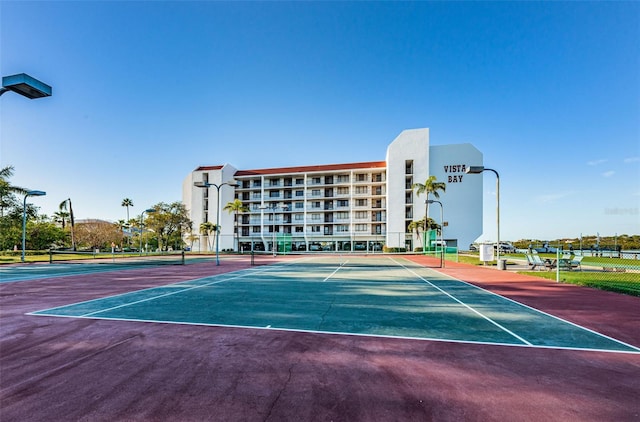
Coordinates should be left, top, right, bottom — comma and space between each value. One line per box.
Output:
383, 246, 406, 253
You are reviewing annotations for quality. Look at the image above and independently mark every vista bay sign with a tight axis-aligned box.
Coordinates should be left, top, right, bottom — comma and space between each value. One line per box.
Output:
443, 164, 467, 183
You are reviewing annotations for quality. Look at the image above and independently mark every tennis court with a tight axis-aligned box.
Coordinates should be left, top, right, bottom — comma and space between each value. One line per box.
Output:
26, 256, 639, 353
3, 254, 640, 421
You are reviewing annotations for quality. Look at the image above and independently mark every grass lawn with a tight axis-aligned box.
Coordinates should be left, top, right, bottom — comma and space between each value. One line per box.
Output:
518, 270, 640, 296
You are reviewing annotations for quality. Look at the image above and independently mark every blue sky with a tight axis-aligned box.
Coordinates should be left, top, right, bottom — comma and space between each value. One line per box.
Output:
1, 1, 638, 242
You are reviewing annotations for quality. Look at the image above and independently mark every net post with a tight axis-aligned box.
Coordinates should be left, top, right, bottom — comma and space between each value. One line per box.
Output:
181, 250, 185, 265
251, 250, 255, 266
49, 249, 52, 264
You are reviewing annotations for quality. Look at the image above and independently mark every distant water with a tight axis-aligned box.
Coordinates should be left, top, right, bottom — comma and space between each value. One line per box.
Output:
574, 250, 640, 259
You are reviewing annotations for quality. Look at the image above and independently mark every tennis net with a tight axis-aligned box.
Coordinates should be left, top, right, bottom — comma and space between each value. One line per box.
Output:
49, 250, 185, 266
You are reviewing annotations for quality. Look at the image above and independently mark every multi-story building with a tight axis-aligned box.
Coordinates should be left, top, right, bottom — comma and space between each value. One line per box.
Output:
182, 128, 483, 253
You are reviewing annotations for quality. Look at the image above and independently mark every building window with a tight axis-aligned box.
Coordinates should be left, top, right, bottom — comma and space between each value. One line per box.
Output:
405, 176, 413, 189
355, 211, 367, 219
295, 214, 304, 221
295, 190, 304, 197
296, 178, 304, 185
269, 191, 280, 198
355, 173, 367, 182
355, 224, 367, 232
295, 202, 304, 209
253, 180, 262, 187
269, 178, 280, 186
336, 225, 349, 232
405, 160, 413, 174
337, 175, 349, 183
355, 186, 368, 194
356, 198, 367, 207
295, 226, 304, 232
312, 201, 321, 209
337, 211, 349, 220
312, 177, 321, 184
337, 187, 349, 195
312, 213, 321, 221
311, 226, 321, 233
311, 189, 321, 196
405, 192, 412, 204
337, 199, 348, 207
252, 226, 261, 233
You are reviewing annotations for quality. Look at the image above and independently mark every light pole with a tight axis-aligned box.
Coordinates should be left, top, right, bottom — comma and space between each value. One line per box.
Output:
140, 208, 155, 255
1, 73, 52, 99
259, 203, 289, 257
466, 166, 501, 268
22, 190, 46, 262
427, 199, 444, 268
194, 181, 238, 265
259, 203, 277, 257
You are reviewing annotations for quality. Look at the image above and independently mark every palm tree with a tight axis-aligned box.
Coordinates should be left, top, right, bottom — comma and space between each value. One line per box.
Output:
407, 220, 423, 249
121, 198, 134, 222
53, 210, 70, 229
59, 199, 76, 250
199, 221, 215, 252
0, 166, 27, 217
223, 199, 248, 252
412, 175, 446, 232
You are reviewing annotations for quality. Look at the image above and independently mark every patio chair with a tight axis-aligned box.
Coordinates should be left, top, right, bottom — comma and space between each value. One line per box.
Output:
531, 254, 554, 270
525, 254, 535, 268
569, 256, 583, 271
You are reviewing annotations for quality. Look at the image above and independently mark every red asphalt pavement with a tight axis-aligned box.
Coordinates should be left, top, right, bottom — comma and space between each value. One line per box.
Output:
1, 255, 639, 421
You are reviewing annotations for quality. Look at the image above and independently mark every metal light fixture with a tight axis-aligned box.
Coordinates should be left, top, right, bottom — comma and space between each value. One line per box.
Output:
427, 199, 444, 268
1, 73, 52, 99
466, 166, 502, 268
139, 208, 155, 255
194, 181, 238, 265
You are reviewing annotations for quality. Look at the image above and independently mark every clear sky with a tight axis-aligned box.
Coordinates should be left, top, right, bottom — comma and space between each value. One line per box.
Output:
1, 1, 638, 242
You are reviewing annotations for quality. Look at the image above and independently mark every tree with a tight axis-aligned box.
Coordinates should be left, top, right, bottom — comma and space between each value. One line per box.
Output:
200, 222, 215, 252
407, 220, 423, 249
58, 199, 76, 250
412, 176, 446, 231
144, 202, 192, 251
223, 199, 248, 252
73, 219, 123, 250
0, 166, 27, 218
121, 198, 134, 222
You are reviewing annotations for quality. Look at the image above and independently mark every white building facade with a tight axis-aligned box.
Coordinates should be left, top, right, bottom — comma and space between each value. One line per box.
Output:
182, 128, 483, 253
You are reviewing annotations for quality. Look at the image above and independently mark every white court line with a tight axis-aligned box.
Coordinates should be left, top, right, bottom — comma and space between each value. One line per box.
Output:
28, 265, 279, 317
388, 256, 533, 346
425, 267, 640, 353
34, 313, 640, 355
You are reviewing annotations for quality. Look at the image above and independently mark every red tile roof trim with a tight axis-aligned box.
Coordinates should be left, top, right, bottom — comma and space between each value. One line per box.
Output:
194, 165, 224, 171
234, 161, 386, 176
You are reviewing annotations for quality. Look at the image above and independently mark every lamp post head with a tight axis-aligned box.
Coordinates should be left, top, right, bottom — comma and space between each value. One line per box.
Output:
194, 181, 209, 188
144, 208, 155, 213
26, 190, 46, 197
465, 166, 485, 174
2, 73, 52, 99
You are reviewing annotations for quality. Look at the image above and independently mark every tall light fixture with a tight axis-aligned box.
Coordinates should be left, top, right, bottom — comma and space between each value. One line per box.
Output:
139, 208, 155, 255
427, 199, 444, 268
259, 203, 277, 257
194, 181, 238, 265
466, 166, 501, 268
22, 190, 46, 262
1, 73, 52, 99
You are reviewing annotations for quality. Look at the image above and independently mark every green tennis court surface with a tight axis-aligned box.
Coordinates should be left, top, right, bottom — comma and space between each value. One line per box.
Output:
0, 256, 208, 283
29, 256, 640, 353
